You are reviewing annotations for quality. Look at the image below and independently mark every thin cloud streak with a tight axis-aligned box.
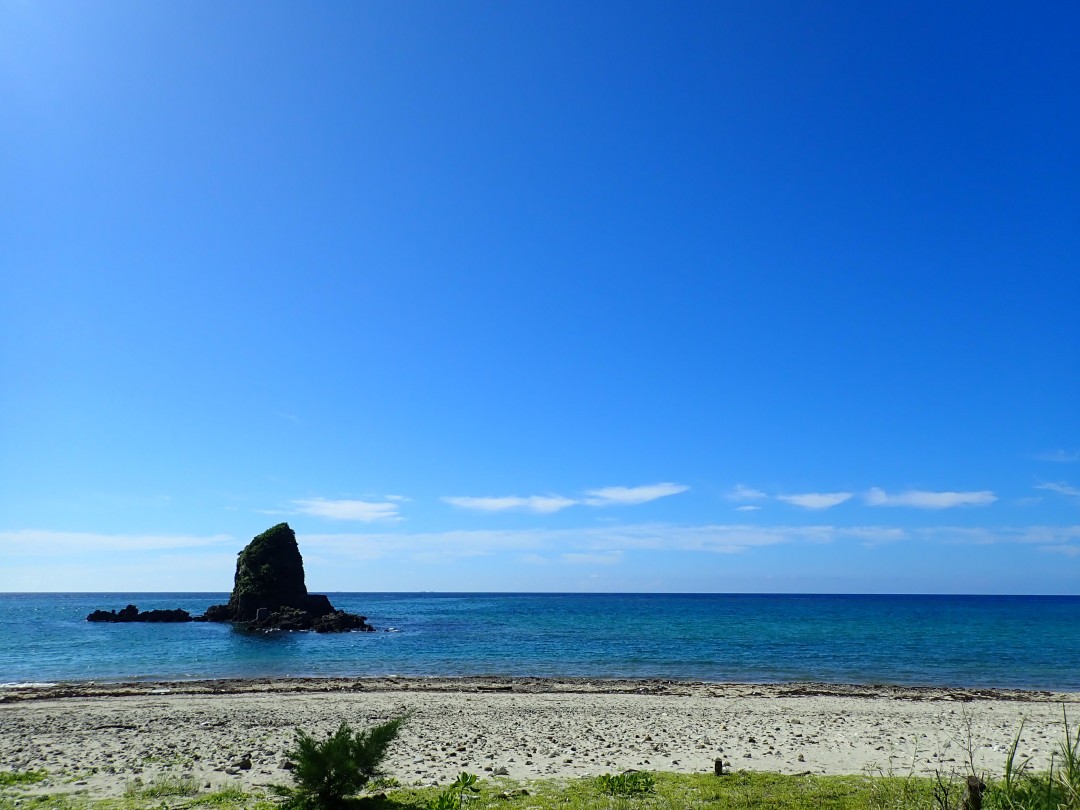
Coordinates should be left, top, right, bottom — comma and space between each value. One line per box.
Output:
303, 523, 908, 561
0, 530, 234, 556
443, 482, 689, 513
864, 488, 997, 509
583, 482, 688, 506
303, 522, 1080, 565
292, 498, 402, 522
727, 484, 767, 501
562, 552, 623, 565
441, 495, 578, 514
1035, 482, 1080, 499
776, 492, 853, 509
8, 523, 1077, 572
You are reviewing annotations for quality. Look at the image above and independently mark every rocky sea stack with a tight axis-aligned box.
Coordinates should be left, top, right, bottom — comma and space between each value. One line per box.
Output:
87, 523, 374, 633
200, 523, 373, 632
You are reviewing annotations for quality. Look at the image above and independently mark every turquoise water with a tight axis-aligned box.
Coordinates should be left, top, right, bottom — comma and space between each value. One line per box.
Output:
2, 593, 1078, 690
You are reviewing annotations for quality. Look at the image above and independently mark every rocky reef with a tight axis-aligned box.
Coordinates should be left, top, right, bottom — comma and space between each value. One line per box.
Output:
86, 605, 192, 623
87, 523, 374, 633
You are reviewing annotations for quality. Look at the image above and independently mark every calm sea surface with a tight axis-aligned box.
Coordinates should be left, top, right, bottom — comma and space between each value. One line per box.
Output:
2, 593, 1078, 690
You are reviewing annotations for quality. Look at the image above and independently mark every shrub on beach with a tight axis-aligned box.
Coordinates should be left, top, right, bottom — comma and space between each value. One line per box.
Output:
271, 715, 407, 809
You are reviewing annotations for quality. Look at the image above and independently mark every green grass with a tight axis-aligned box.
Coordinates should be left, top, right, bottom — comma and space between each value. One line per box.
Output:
191, 787, 250, 807
0, 769, 989, 810
0, 771, 941, 810
123, 775, 200, 800
0, 771, 48, 787
508, 771, 936, 810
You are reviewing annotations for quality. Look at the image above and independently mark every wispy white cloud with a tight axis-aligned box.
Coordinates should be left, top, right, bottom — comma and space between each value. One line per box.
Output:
727, 484, 768, 502
8, 522, 1077, 586
911, 525, 1080, 548
304, 522, 903, 562
1034, 450, 1080, 463
562, 551, 623, 565
583, 482, 688, 506
441, 495, 578, 514
292, 498, 402, 522
1035, 482, 1080, 499
0, 530, 234, 556
443, 482, 689, 513
1011, 525, 1080, 544
304, 521, 1080, 566
776, 492, 853, 510
735, 505, 761, 512
864, 488, 997, 509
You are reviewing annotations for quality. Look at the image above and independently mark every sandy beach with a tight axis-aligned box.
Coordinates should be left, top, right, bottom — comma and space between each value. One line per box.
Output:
2, 678, 1078, 797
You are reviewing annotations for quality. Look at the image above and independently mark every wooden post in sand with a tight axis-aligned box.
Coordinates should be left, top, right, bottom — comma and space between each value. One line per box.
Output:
714, 758, 723, 776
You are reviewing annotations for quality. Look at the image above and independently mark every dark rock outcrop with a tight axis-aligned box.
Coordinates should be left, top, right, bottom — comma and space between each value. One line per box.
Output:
197, 523, 374, 633
87, 605, 192, 623
86, 523, 375, 633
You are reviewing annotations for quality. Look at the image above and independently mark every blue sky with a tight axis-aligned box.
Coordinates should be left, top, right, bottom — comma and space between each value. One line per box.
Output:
2, 2, 1078, 593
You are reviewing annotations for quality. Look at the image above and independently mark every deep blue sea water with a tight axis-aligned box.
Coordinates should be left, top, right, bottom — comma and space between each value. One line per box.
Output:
2, 593, 1078, 690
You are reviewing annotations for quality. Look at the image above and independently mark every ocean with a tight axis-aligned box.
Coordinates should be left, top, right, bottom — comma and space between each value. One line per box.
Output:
2, 592, 1078, 690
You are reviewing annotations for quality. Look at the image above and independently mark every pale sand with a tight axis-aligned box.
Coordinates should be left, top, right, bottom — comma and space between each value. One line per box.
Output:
2, 678, 1078, 797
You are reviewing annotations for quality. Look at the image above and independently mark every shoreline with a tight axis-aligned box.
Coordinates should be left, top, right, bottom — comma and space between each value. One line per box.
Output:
3, 674, 1080, 704
3, 676, 1079, 797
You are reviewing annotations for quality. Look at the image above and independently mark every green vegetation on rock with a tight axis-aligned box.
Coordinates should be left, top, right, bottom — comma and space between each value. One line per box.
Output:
228, 523, 309, 620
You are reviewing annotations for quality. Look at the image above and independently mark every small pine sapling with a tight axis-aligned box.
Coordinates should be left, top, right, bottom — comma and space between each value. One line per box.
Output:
272, 714, 407, 809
